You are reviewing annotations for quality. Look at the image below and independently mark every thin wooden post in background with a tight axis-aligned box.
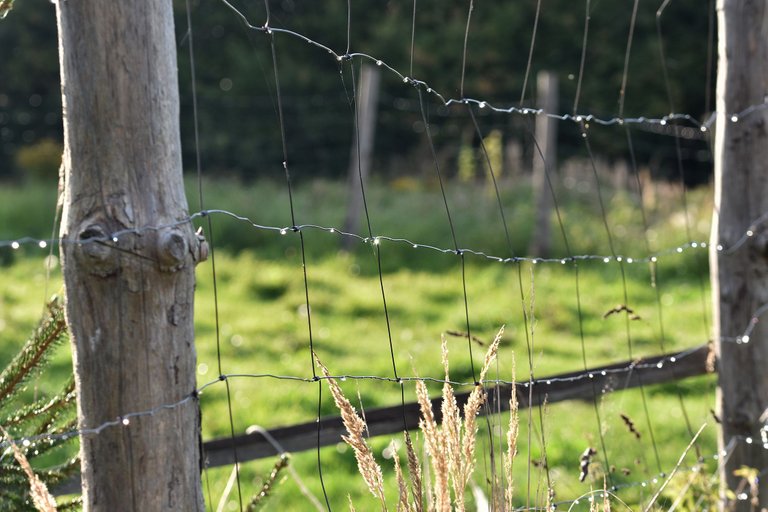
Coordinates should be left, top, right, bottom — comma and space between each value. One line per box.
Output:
343, 64, 381, 250
529, 71, 558, 258
56, 0, 205, 509
711, 1, 768, 509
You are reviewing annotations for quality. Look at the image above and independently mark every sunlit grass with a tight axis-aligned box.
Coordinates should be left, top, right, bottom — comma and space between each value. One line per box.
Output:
0, 177, 717, 509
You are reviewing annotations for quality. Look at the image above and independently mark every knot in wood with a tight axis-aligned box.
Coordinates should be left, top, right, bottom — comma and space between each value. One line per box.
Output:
77, 224, 119, 277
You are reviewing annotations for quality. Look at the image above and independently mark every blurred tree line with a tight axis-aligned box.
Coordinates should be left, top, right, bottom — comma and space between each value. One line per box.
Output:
0, 0, 714, 185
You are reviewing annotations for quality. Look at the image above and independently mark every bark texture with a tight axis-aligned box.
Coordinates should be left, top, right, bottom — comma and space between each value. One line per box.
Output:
56, 0, 204, 509
711, 1, 768, 509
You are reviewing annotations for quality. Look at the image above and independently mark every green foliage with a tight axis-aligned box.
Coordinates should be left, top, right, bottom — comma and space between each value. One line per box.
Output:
1, 1, 714, 181
0, 179, 57, 253
658, 463, 720, 510
170, 0, 714, 181
0, 0, 61, 178
457, 143, 475, 183
0, 297, 79, 511
14, 138, 61, 182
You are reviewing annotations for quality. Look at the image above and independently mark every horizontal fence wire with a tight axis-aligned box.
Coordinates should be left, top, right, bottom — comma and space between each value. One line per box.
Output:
217, 0, 767, 132
3, 206, 768, 264
48, 343, 721, 501
10, 341, 768, 464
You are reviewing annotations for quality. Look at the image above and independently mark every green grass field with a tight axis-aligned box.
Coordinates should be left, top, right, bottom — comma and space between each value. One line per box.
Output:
0, 177, 719, 510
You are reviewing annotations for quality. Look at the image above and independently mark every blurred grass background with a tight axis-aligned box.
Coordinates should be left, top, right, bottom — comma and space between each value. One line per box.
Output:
0, 176, 717, 510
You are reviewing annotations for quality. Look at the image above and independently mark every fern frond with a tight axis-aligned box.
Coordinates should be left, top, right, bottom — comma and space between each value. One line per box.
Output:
0, 297, 79, 510
0, 298, 67, 406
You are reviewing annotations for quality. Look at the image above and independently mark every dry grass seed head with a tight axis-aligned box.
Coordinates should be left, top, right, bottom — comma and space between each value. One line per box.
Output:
415, 379, 450, 512
404, 431, 424, 512
315, 353, 386, 508
392, 444, 412, 512
478, 326, 504, 384
0, 425, 57, 512
457, 326, 503, 495
439, 336, 462, 500
505, 352, 519, 511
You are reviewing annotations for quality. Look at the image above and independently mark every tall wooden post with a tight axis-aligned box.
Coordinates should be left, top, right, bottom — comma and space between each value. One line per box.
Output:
56, 0, 205, 509
711, 1, 768, 509
343, 63, 381, 249
529, 71, 558, 258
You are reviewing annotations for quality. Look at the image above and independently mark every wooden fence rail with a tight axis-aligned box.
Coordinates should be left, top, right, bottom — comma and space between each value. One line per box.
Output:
204, 344, 711, 466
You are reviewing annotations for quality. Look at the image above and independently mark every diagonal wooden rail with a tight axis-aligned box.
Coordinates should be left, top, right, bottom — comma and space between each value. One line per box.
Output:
55, 344, 711, 495
205, 344, 711, 466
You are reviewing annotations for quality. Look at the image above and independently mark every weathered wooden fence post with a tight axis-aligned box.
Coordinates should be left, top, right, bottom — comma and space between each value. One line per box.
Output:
529, 70, 558, 258
343, 63, 381, 249
711, 1, 768, 509
56, 0, 205, 509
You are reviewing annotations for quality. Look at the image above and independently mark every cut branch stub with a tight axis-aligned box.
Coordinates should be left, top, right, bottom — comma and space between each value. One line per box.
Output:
158, 228, 189, 272
193, 227, 209, 264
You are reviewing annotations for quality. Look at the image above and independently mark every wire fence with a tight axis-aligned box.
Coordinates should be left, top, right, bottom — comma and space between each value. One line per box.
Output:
3, 0, 768, 510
